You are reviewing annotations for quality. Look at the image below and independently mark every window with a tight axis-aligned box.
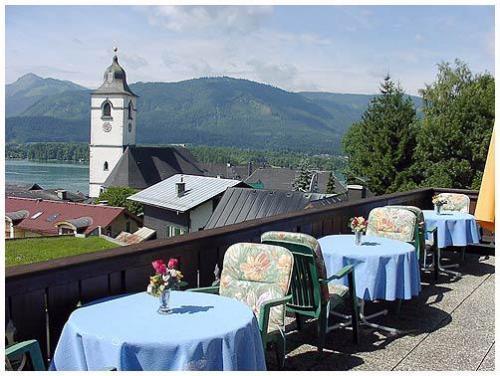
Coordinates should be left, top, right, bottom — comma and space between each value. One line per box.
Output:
102, 102, 111, 118
128, 101, 133, 120
167, 226, 186, 237
31, 212, 43, 219
103, 161, 109, 171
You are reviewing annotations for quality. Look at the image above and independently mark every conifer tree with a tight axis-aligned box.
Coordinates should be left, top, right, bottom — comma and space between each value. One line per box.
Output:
325, 171, 337, 194
293, 159, 313, 192
342, 75, 417, 195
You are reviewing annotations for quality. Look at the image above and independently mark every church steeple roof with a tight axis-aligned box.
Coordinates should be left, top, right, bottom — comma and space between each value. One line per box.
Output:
93, 49, 137, 97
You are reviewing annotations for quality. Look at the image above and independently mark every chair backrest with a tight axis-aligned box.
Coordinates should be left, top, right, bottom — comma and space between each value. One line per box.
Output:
386, 205, 424, 259
435, 193, 470, 213
366, 207, 417, 243
261, 231, 328, 317
219, 242, 293, 332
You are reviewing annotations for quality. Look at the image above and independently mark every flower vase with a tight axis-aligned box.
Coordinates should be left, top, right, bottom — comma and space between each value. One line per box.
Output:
354, 231, 362, 245
434, 205, 442, 215
158, 288, 172, 315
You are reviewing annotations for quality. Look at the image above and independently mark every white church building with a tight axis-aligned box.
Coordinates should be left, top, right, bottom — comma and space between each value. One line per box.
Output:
88, 51, 204, 198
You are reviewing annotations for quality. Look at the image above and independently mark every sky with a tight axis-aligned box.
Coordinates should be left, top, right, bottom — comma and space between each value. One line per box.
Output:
5, 5, 495, 95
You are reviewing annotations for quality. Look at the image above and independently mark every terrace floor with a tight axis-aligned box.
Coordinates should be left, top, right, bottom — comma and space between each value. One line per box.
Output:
267, 250, 495, 371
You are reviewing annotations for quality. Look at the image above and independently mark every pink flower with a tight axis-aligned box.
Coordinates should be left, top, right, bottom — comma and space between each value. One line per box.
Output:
167, 258, 179, 270
152, 259, 166, 275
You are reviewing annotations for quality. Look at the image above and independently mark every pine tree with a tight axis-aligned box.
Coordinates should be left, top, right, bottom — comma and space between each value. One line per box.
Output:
342, 75, 417, 195
293, 159, 313, 192
326, 171, 337, 194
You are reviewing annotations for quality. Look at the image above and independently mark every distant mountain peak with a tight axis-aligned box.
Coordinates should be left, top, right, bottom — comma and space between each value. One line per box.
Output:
15, 72, 43, 83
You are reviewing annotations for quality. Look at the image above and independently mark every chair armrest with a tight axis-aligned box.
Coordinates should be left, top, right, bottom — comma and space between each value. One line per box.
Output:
319, 264, 354, 284
426, 225, 437, 233
258, 294, 292, 336
187, 286, 220, 294
6, 340, 45, 371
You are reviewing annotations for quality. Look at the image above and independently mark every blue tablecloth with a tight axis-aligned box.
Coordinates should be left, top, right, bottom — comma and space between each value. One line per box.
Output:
423, 210, 480, 249
50, 291, 266, 371
318, 235, 421, 301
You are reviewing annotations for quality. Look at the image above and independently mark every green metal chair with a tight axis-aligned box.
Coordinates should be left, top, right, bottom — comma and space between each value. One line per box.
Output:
260, 231, 359, 350
5, 339, 118, 371
189, 242, 294, 368
6, 340, 45, 371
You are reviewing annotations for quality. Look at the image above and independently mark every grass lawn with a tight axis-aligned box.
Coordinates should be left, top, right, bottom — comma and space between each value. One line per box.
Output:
6, 236, 117, 267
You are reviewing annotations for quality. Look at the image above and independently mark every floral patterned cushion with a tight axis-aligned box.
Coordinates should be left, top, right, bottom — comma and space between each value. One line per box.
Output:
219, 242, 294, 333
436, 193, 470, 213
366, 207, 417, 243
261, 231, 330, 303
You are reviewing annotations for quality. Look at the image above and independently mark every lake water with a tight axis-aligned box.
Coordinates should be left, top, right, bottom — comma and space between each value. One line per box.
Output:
5, 159, 89, 194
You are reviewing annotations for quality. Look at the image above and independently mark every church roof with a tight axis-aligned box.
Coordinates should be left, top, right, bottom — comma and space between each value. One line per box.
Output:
93, 54, 137, 97
103, 146, 206, 190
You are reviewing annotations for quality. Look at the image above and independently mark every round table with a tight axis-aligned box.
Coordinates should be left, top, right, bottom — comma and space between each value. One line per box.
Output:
318, 235, 421, 301
422, 210, 480, 249
50, 291, 266, 371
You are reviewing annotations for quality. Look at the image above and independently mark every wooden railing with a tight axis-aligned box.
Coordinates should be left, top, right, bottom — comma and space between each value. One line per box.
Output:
5, 187, 479, 363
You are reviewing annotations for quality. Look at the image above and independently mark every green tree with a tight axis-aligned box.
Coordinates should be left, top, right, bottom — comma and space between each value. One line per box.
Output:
342, 75, 417, 195
325, 171, 337, 194
293, 159, 313, 192
411, 60, 495, 189
97, 187, 143, 216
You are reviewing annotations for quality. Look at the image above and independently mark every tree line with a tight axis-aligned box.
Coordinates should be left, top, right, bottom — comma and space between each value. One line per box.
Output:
6, 143, 89, 162
343, 60, 494, 194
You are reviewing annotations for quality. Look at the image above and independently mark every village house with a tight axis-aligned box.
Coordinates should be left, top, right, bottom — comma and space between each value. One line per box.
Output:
127, 174, 248, 239
5, 197, 141, 239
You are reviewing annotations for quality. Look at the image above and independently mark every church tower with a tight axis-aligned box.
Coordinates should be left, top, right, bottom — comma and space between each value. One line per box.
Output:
89, 49, 137, 198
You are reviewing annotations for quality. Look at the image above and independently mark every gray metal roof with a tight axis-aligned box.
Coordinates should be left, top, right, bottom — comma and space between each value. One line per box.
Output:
245, 167, 347, 194
5, 210, 29, 222
205, 187, 339, 230
127, 174, 244, 212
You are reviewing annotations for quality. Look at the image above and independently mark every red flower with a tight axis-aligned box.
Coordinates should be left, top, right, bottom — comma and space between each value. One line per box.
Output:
152, 259, 166, 275
167, 258, 179, 270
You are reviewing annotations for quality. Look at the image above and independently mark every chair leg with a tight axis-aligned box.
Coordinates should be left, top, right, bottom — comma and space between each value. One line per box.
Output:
274, 334, 286, 369
295, 313, 303, 331
461, 246, 466, 263
317, 310, 327, 351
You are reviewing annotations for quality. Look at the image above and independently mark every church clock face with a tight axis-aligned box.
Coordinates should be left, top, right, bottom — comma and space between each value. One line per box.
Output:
102, 122, 112, 132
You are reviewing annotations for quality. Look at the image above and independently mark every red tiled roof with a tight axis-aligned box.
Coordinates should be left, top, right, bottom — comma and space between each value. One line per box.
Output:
5, 197, 126, 235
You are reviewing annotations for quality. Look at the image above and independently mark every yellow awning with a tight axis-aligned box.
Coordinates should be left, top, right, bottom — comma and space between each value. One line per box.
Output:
474, 125, 495, 233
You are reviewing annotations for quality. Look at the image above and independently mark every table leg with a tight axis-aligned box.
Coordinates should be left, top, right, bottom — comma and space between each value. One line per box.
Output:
358, 300, 400, 335
436, 248, 461, 279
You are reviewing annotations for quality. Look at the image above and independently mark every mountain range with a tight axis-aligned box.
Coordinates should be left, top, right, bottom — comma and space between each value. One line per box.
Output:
6, 73, 422, 153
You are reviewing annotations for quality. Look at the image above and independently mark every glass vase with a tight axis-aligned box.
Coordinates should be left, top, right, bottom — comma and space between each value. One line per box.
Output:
354, 231, 362, 245
158, 288, 172, 315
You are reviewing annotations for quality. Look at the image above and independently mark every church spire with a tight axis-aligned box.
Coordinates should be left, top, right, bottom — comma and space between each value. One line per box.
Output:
93, 47, 137, 97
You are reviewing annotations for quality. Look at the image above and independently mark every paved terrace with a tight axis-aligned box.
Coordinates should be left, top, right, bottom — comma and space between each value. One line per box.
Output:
267, 251, 495, 371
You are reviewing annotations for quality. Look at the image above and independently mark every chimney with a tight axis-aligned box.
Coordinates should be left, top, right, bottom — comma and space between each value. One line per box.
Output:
347, 185, 366, 201
176, 176, 186, 197
57, 190, 68, 200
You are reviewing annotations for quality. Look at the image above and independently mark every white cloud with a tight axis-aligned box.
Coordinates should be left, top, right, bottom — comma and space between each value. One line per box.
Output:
145, 5, 273, 34
120, 53, 148, 70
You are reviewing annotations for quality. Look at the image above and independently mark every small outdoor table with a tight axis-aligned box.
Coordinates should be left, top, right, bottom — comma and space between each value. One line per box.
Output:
318, 234, 421, 335
422, 210, 481, 278
50, 291, 266, 371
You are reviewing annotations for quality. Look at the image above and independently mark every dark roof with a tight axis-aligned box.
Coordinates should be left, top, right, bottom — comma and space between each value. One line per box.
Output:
205, 187, 338, 230
306, 193, 348, 208
93, 55, 137, 97
104, 146, 205, 190
5, 197, 133, 235
199, 163, 251, 180
6, 184, 88, 202
245, 167, 346, 194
